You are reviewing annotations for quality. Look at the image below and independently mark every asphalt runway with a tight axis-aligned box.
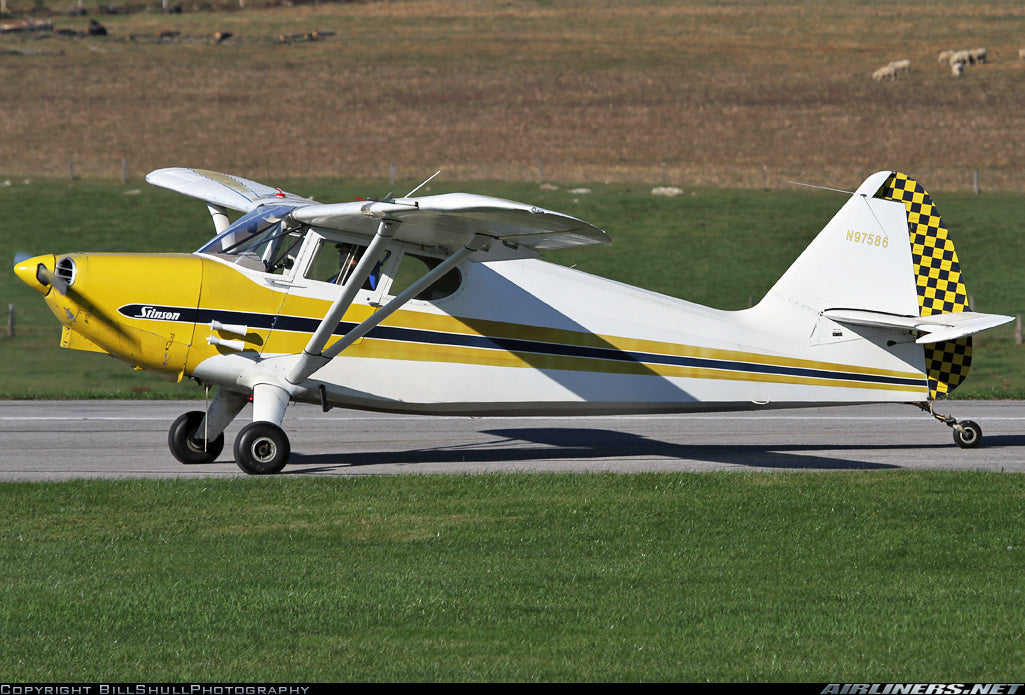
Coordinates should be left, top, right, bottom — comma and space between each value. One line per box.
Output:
2, 400, 1024, 481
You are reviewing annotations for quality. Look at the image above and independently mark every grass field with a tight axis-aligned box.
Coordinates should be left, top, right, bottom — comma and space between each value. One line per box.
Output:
1, 472, 1024, 681
2, 1, 1025, 189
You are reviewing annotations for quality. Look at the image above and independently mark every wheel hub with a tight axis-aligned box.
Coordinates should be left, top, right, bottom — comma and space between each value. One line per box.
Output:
252, 438, 277, 462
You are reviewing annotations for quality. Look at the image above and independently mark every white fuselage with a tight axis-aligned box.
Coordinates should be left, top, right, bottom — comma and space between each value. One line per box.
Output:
191, 253, 929, 416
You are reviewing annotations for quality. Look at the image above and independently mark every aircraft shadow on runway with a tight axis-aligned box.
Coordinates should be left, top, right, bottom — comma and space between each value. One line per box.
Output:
280, 426, 982, 472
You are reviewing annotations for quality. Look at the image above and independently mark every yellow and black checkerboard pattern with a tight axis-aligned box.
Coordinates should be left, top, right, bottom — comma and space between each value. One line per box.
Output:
878, 173, 972, 399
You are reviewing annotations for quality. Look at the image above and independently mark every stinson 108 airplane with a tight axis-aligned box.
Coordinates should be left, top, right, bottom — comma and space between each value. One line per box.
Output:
13, 168, 1012, 474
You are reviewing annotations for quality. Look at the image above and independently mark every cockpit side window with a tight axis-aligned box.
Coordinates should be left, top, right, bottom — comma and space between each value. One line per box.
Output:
198, 204, 304, 275
306, 240, 389, 290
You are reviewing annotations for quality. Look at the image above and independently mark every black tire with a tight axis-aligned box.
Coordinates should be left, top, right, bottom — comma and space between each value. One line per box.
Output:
234, 421, 290, 475
953, 420, 982, 449
168, 410, 224, 464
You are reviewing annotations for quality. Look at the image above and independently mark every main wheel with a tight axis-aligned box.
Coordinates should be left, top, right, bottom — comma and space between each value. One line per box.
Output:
168, 411, 224, 464
953, 420, 982, 449
234, 421, 290, 475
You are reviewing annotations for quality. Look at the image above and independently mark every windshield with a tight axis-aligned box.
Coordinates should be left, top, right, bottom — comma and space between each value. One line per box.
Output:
197, 204, 304, 273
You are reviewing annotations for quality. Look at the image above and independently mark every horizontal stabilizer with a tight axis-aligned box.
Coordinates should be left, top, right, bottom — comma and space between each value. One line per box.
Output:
822, 308, 1013, 344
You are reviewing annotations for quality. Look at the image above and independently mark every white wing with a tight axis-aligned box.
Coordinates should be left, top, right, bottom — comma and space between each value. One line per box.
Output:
291, 192, 610, 261
145, 168, 315, 212
147, 168, 610, 260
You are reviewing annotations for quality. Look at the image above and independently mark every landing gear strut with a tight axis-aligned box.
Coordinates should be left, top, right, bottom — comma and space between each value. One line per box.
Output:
229, 383, 294, 475
914, 402, 983, 449
166, 386, 293, 473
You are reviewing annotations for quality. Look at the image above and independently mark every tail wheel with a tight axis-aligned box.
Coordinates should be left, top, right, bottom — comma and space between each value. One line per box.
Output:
953, 420, 982, 449
234, 421, 290, 475
168, 411, 224, 464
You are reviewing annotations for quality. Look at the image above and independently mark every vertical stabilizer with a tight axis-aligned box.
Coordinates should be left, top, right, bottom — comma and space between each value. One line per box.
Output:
764, 171, 988, 401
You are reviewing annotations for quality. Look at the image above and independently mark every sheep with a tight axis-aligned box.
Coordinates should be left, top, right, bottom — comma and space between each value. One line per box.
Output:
938, 50, 955, 64
889, 59, 911, 74
969, 47, 988, 64
951, 61, 965, 77
949, 49, 973, 66
872, 63, 897, 81
1020, 48, 1025, 60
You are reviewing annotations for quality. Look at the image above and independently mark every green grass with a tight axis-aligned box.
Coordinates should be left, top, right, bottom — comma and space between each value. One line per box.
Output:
1, 472, 1023, 681
3, 177, 1024, 398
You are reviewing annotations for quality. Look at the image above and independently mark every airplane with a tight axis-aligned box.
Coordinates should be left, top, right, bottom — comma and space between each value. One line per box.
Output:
13, 168, 1014, 474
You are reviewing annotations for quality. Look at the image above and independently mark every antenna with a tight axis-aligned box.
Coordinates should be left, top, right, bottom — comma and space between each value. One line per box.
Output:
784, 180, 854, 195
404, 170, 442, 198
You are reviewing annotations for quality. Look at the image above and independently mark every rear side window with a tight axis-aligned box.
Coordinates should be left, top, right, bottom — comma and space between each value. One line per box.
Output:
389, 253, 462, 301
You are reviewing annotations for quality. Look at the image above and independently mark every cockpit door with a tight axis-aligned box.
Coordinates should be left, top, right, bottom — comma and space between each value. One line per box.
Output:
269, 233, 393, 355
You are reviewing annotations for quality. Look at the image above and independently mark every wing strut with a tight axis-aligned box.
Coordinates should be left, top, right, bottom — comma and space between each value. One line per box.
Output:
319, 233, 488, 361
207, 204, 231, 234
286, 219, 397, 384
285, 232, 489, 386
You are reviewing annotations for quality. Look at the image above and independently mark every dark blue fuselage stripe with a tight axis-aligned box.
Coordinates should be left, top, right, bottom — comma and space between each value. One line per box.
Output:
365, 324, 923, 387
119, 304, 925, 388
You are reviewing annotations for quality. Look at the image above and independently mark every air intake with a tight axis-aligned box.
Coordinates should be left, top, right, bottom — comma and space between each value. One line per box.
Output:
55, 256, 76, 287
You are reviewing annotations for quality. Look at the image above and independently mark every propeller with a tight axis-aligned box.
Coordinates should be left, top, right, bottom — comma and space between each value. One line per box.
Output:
34, 262, 69, 295
14, 251, 130, 340
14, 252, 70, 295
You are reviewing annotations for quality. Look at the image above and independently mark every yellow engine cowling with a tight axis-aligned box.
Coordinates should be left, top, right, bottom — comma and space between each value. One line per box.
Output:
16, 253, 203, 382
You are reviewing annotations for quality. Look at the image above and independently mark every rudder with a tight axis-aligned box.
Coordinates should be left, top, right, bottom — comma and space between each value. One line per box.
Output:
875, 173, 971, 399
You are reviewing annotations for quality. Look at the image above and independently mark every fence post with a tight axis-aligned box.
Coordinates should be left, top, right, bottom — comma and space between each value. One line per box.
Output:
1016, 315, 1022, 345
973, 169, 980, 194
121, 158, 128, 183
7, 304, 14, 338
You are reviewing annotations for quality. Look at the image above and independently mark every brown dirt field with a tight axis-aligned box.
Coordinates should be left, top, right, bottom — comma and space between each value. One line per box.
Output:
3, 0, 1025, 189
